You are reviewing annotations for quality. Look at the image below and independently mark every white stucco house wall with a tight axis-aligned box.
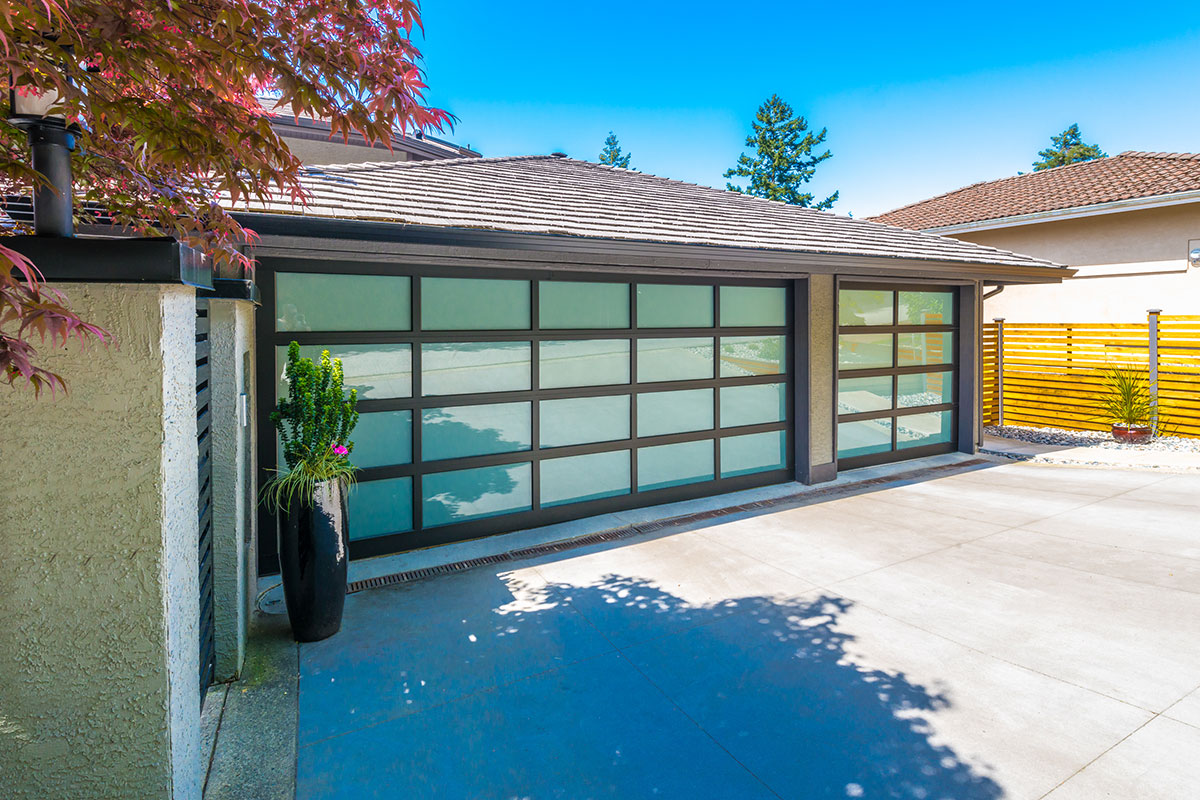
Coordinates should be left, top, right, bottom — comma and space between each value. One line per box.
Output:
870, 151, 1200, 323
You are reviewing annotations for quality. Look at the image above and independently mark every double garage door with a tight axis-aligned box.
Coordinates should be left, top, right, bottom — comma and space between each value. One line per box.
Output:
260, 261, 794, 563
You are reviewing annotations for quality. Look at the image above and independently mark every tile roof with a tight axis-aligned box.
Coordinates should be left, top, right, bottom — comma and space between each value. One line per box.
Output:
231, 154, 1061, 270
869, 151, 1200, 230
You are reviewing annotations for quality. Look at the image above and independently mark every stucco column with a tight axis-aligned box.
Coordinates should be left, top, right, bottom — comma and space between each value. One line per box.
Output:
795, 274, 837, 484
207, 296, 258, 679
0, 282, 202, 800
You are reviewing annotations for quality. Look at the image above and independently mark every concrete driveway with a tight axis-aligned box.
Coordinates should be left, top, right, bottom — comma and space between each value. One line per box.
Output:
294, 460, 1200, 799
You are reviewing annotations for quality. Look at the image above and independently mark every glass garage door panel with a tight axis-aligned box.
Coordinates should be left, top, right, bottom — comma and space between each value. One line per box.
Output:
541, 450, 631, 507
721, 430, 787, 478
349, 478, 413, 540
637, 388, 713, 437
720, 286, 786, 327
276, 344, 412, 400
636, 284, 713, 328
422, 402, 532, 461
838, 418, 893, 460
637, 440, 715, 492
540, 395, 630, 448
349, 410, 413, 468
423, 463, 533, 527
720, 383, 787, 428
539, 340, 630, 389
837, 334, 893, 370
719, 335, 785, 377
897, 411, 953, 449
898, 291, 954, 325
540, 281, 629, 329
421, 342, 531, 396
839, 289, 894, 326
421, 277, 530, 330
276, 273, 411, 332
636, 338, 714, 382
898, 333, 953, 367
838, 376, 892, 415
897, 371, 952, 408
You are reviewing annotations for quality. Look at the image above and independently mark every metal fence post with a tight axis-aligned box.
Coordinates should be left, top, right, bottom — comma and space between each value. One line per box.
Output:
993, 318, 1005, 426
1148, 309, 1161, 435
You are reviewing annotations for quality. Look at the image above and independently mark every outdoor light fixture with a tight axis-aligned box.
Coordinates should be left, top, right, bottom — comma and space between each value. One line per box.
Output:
7, 40, 79, 238
1189, 242, 1200, 270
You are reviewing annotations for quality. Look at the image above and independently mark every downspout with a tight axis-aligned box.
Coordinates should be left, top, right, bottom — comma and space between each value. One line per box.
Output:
982, 285, 1005, 300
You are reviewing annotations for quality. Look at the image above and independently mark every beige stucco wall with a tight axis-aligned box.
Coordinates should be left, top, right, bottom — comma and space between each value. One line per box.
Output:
808, 274, 835, 468
0, 283, 202, 799
953, 203, 1200, 322
208, 299, 257, 680
281, 134, 409, 166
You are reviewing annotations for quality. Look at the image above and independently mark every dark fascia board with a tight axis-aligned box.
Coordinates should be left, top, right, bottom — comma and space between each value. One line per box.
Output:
198, 278, 261, 304
233, 211, 1074, 284
4, 235, 213, 289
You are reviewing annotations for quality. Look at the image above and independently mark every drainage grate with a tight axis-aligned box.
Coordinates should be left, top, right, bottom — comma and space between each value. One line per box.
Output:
345, 458, 991, 595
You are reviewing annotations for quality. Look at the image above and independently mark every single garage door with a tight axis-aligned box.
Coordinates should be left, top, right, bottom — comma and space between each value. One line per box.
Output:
260, 261, 794, 565
835, 283, 958, 468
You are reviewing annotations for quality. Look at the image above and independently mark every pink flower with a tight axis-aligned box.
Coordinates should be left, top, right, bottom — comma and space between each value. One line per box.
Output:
331, 444, 349, 456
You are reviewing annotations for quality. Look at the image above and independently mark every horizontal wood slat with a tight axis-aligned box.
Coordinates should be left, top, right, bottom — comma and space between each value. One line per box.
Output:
984, 317, 1200, 439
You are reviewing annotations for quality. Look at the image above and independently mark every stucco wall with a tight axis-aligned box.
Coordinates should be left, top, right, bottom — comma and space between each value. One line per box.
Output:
0, 283, 201, 799
281, 135, 408, 166
954, 204, 1200, 322
208, 299, 257, 680
808, 274, 835, 468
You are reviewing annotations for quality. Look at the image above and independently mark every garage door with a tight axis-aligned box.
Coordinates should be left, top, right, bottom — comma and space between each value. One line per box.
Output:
835, 284, 958, 468
260, 261, 793, 564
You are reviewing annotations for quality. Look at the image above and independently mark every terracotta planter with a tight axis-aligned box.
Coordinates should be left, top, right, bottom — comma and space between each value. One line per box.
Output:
1111, 423, 1152, 444
278, 479, 348, 642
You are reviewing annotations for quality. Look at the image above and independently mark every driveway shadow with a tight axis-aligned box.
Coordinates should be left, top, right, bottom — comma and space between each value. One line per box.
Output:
298, 570, 1004, 800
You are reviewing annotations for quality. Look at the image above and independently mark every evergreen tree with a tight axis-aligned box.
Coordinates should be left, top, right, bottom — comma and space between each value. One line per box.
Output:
598, 132, 632, 168
1033, 124, 1106, 171
724, 95, 837, 209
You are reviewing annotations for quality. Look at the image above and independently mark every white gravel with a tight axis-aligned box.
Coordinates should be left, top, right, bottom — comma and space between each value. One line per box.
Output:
985, 425, 1200, 453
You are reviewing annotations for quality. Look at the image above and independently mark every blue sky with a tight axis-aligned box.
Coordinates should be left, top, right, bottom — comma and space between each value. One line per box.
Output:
417, 2, 1200, 218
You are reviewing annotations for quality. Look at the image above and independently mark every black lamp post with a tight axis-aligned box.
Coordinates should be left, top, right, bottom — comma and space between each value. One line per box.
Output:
7, 47, 78, 238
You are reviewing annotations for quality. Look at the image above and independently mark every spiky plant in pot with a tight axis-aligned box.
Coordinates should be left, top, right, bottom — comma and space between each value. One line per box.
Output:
1098, 364, 1153, 444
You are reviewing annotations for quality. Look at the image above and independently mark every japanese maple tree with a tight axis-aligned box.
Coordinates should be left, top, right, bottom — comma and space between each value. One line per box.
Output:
0, 0, 450, 394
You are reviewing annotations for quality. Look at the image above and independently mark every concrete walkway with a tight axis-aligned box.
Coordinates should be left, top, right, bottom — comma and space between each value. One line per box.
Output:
983, 433, 1200, 472
214, 459, 1200, 799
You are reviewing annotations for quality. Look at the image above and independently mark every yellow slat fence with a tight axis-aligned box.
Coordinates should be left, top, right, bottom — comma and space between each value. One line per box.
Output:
984, 315, 1200, 439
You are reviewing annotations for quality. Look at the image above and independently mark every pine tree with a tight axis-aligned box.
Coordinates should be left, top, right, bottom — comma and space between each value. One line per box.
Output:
724, 95, 837, 209
598, 132, 632, 169
1033, 124, 1106, 171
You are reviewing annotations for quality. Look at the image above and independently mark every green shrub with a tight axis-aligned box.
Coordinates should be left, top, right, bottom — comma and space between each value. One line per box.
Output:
262, 342, 359, 511
1098, 364, 1152, 429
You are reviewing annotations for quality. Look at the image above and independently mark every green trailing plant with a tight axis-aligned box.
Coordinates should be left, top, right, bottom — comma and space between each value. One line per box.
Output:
263, 342, 359, 512
1097, 364, 1152, 429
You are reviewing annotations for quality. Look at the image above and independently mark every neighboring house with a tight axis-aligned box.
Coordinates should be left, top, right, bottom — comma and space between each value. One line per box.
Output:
259, 96, 480, 165
869, 151, 1200, 322
233, 153, 1068, 570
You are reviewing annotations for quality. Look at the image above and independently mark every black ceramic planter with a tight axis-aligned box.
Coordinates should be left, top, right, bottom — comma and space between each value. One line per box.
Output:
278, 479, 348, 642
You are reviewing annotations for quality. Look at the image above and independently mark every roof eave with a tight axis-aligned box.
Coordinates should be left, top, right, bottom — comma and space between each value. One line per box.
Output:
921, 189, 1200, 235
233, 211, 1073, 285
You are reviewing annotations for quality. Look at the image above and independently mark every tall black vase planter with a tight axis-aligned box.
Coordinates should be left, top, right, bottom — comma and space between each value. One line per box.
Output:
278, 479, 348, 642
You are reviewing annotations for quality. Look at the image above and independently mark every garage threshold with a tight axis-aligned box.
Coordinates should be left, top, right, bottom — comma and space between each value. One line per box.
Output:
292, 451, 985, 594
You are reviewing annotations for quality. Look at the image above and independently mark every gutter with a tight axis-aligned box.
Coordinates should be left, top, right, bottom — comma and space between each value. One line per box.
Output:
922, 189, 1200, 235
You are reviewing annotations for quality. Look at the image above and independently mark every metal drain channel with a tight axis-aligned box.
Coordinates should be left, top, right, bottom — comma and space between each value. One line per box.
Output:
345, 458, 990, 594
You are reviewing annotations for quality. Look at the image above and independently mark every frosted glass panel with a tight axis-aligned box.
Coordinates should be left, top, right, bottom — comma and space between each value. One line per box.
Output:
348, 477, 413, 540
637, 284, 713, 328
837, 334, 893, 370
540, 451, 631, 507
421, 342, 531, 396
636, 338, 714, 382
539, 340, 629, 388
720, 383, 787, 428
637, 440, 714, 491
719, 335, 785, 377
897, 411, 954, 449
898, 333, 954, 367
838, 418, 893, 459
423, 463, 532, 527
276, 272, 410, 332
897, 371, 953, 408
539, 281, 629, 329
839, 289, 894, 326
720, 286, 786, 327
721, 431, 787, 478
422, 402, 531, 461
349, 410, 412, 468
838, 376, 893, 415
421, 277, 530, 330
637, 388, 713, 437
898, 291, 954, 325
540, 395, 630, 448
276, 344, 411, 400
